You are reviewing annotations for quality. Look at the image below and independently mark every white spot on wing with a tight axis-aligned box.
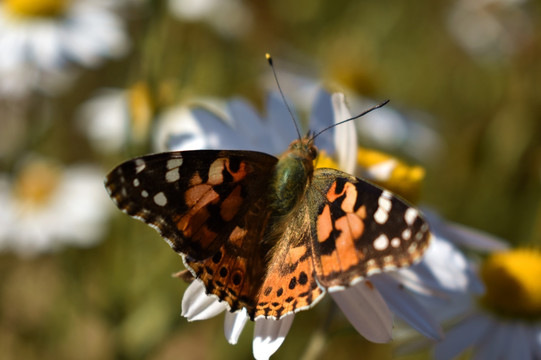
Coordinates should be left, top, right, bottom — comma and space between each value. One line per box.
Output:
153, 192, 167, 206
133, 178, 140, 187
167, 158, 183, 169
391, 238, 401, 248
141, 190, 149, 198
379, 191, 392, 211
373, 234, 389, 251
166, 168, 180, 183
402, 228, 411, 240
135, 159, 146, 174
404, 208, 418, 226
408, 242, 418, 253
374, 208, 389, 224
374, 191, 393, 224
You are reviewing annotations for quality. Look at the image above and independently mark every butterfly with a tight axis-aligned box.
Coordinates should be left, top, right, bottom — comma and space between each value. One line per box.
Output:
105, 130, 432, 320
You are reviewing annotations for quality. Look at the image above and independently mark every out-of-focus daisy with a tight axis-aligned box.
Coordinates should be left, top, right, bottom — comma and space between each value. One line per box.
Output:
446, 0, 532, 61
77, 83, 153, 154
0, 157, 110, 256
0, 0, 129, 96
434, 247, 541, 360
168, 0, 252, 38
158, 90, 478, 359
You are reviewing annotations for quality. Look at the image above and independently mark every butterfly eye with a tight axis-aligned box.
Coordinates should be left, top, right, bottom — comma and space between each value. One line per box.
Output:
309, 146, 318, 159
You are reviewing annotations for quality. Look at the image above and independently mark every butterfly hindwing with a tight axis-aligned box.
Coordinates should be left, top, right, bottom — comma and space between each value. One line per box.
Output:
252, 210, 324, 319
308, 168, 431, 289
184, 195, 273, 315
105, 150, 278, 261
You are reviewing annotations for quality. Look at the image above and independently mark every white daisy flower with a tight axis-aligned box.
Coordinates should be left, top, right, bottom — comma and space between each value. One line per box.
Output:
159, 90, 475, 359
261, 69, 443, 164
168, 0, 252, 38
0, 0, 129, 96
434, 247, 541, 360
0, 157, 111, 256
77, 84, 153, 154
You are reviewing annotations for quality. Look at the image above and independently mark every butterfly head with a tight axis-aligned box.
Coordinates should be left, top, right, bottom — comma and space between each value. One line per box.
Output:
288, 136, 319, 163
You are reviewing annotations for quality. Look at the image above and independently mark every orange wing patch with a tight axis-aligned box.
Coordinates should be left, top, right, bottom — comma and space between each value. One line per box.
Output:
255, 244, 323, 319
253, 212, 325, 319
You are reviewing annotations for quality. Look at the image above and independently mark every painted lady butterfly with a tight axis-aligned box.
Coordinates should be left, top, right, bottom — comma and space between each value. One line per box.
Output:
105, 129, 431, 320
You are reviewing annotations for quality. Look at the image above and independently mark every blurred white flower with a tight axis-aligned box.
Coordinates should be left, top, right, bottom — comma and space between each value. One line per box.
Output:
0, 157, 111, 256
168, 0, 252, 38
77, 84, 153, 154
446, 0, 532, 61
161, 91, 477, 359
0, 0, 130, 97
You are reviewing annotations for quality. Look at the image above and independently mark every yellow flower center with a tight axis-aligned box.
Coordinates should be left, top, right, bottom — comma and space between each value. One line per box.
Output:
315, 150, 340, 170
128, 82, 153, 143
480, 248, 541, 319
356, 147, 425, 204
14, 161, 61, 209
5, 0, 68, 18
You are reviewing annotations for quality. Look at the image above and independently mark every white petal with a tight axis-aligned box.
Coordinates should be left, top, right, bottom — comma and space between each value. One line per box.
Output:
371, 274, 443, 340
330, 280, 393, 343
473, 321, 511, 360
227, 98, 275, 153
265, 92, 297, 151
407, 233, 484, 294
363, 159, 398, 183
332, 92, 356, 174
224, 308, 248, 345
153, 106, 208, 152
434, 313, 492, 360
189, 107, 246, 149
253, 315, 294, 360
423, 209, 509, 252
532, 326, 541, 359
309, 90, 336, 154
181, 280, 227, 321
153, 104, 241, 152
505, 323, 532, 360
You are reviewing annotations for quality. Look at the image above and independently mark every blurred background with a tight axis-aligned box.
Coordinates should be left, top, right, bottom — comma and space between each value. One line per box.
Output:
0, 0, 540, 359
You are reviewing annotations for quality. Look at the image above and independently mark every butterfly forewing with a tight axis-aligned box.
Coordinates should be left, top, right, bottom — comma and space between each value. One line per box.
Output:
105, 150, 278, 260
308, 168, 431, 289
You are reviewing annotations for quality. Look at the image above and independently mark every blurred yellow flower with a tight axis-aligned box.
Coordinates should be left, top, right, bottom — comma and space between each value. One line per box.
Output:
356, 147, 425, 204
315, 150, 339, 170
6, 0, 67, 18
480, 248, 541, 318
13, 160, 61, 210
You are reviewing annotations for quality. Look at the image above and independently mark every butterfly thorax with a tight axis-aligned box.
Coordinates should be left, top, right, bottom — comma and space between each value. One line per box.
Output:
269, 138, 317, 217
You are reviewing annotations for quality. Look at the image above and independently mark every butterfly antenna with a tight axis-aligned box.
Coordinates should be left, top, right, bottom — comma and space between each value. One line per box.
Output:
266, 53, 302, 140
311, 99, 390, 141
